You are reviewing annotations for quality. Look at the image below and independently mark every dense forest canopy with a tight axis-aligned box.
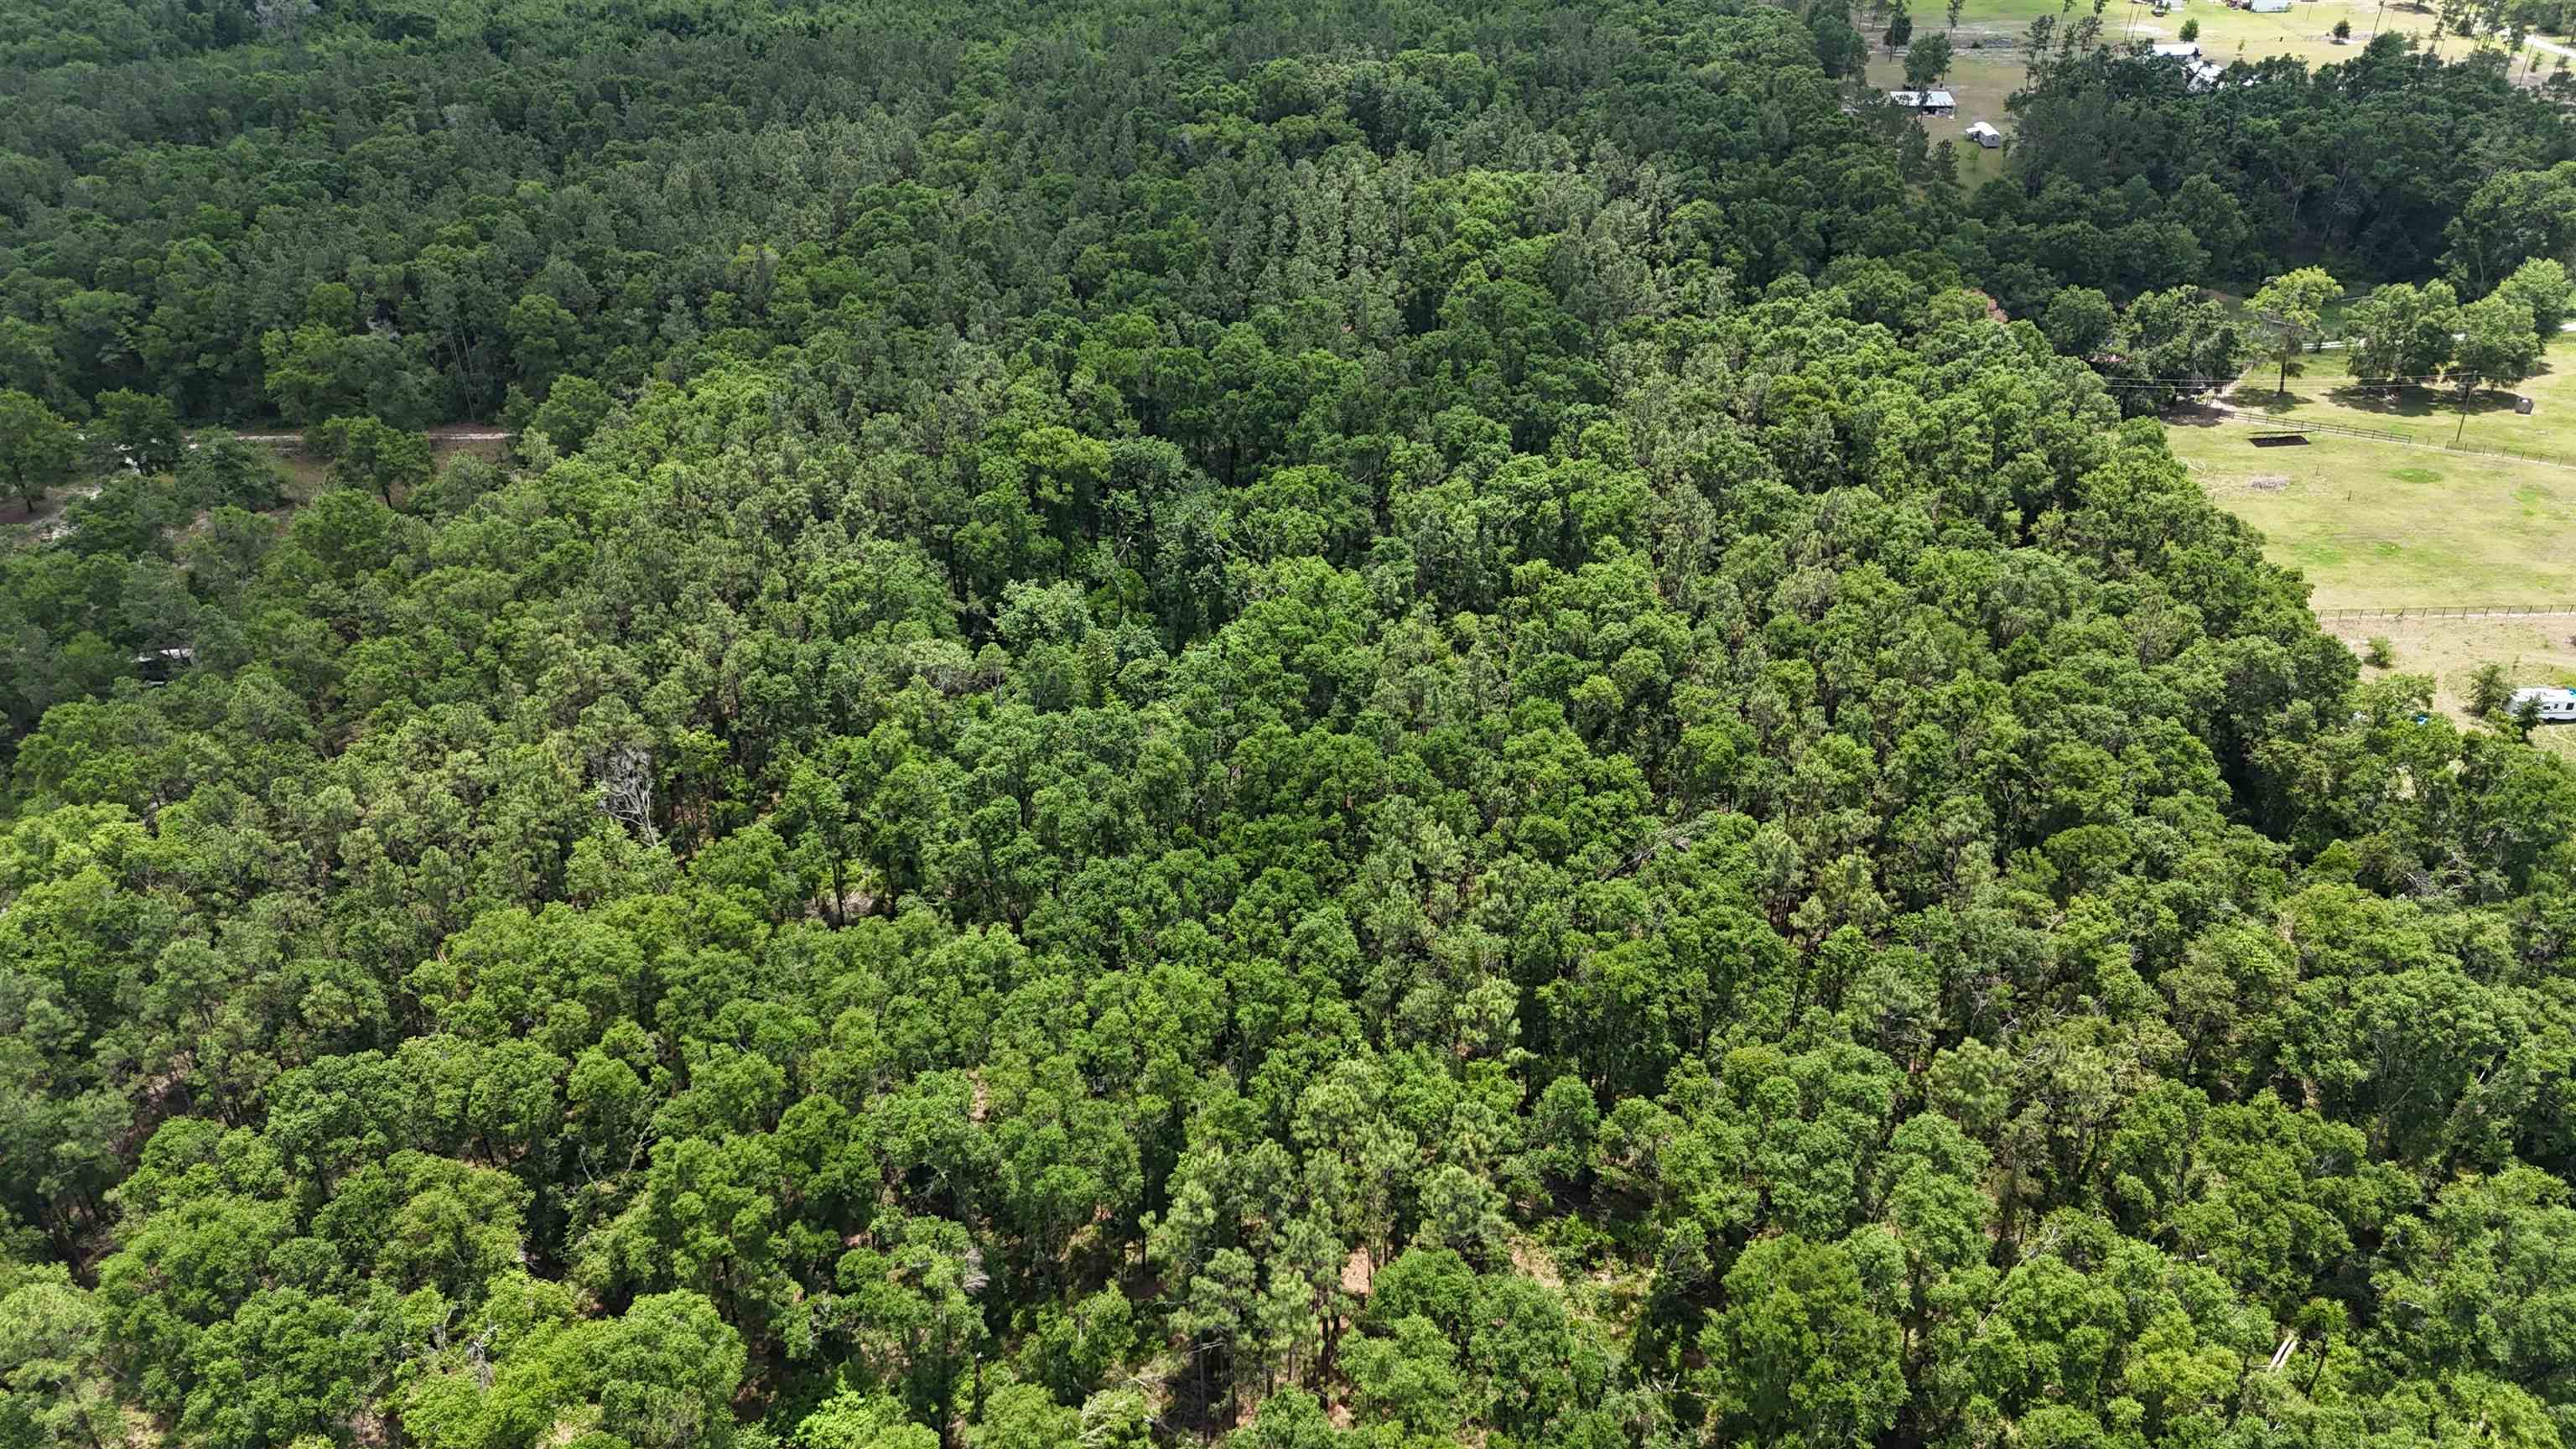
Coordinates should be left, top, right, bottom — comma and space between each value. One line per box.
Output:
10, 1, 2576, 1447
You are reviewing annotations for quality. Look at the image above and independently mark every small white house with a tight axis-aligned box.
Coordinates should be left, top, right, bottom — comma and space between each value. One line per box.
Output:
1964, 120, 2003, 148
2511, 687, 2576, 721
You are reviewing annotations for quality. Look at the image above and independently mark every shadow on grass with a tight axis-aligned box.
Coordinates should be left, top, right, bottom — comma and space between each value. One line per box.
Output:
2314, 383, 2528, 422
2320, 384, 2441, 420
2239, 387, 2322, 416
2164, 403, 2231, 429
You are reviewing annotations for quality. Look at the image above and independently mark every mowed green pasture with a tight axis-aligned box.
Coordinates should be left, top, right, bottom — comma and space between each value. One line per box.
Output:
2168, 340, 2576, 609
2174, 339, 2576, 718
2168, 416, 2576, 609
2228, 339, 2576, 458
1862, 50, 2018, 181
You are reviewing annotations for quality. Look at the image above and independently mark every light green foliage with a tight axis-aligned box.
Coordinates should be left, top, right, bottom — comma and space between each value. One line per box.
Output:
2039, 286, 2118, 359
2096, 288, 2246, 413
0, 1268, 121, 1449
530, 375, 614, 455
2249, 267, 2342, 397
175, 433, 286, 512
2454, 293, 2546, 401
1699, 1235, 1906, 1449
2346, 280, 2463, 385
1343, 1315, 1467, 1441
312, 415, 435, 506
2495, 257, 2575, 336
798, 1392, 940, 1449
91, 390, 184, 475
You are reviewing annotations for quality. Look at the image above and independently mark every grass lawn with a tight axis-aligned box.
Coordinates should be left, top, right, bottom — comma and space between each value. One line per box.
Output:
1864, 51, 2018, 181
2167, 413, 2576, 609
2174, 0, 2486, 69
2177, 339, 2576, 729
2229, 336, 2576, 456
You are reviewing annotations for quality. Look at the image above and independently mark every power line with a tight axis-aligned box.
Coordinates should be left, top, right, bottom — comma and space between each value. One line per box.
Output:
2087, 370, 2467, 386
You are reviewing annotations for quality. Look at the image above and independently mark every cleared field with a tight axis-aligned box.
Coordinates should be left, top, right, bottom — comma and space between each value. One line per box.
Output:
1856, 0, 2455, 55
2321, 612, 2576, 753
1870, 0, 2517, 165
2168, 335, 2576, 610
1862, 51, 2018, 182
2179, 337, 2576, 737
2227, 340, 2576, 455
2173, 0, 2487, 68
2167, 413, 2576, 609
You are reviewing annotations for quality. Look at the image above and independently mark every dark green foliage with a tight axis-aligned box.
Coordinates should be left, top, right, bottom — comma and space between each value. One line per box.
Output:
0, 391, 78, 514
2473, 662, 2516, 717
1992, 36, 2575, 314
5, 1, 2576, 1447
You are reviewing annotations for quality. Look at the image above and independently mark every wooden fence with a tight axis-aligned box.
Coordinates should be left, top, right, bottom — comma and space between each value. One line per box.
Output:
2316, 605, 2576, 621
2209, 409, 2576, 470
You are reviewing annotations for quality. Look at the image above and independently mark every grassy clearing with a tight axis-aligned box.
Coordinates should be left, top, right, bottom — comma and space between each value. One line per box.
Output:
2174, 0, 2488, 68
2323, 613, 2576, 755
2166, 414, 2576, 609
2179, 340, 2576, 729
1867, 0, 2516, 164
1863, 51, 2018, 182
2223, 335, 2576, 455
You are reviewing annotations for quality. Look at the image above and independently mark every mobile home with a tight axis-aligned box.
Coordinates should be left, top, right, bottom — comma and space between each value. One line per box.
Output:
2511, 687, 2576, 722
